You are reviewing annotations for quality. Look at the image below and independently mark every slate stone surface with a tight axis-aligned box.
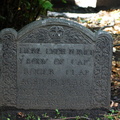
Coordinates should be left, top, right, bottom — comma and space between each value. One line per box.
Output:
0, 18, 113, 110
0, 44, 2, 106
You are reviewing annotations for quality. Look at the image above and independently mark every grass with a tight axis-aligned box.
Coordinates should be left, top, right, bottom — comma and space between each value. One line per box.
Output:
2, 109, 120, 120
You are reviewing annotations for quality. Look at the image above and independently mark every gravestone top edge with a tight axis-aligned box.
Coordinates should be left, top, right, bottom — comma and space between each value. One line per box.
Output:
95, 30, 113, 42
0, 19, 113, 44
18, 18, 95, 41
0, 28, 17, 42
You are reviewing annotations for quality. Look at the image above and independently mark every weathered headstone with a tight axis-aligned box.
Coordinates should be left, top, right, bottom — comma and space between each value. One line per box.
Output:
0, 43, 2, 106
0, 18, 113, 111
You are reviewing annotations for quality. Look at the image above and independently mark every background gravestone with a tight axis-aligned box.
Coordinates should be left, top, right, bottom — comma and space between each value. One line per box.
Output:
0, 18, 113, 111
52, 0, 120, 8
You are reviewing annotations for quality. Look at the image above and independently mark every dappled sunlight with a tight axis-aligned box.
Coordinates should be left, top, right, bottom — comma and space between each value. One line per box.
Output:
75, 0, 97, 8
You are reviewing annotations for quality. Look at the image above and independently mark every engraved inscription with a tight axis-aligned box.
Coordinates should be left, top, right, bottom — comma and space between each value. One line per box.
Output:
23, 68, 54, 75
17, 43, 95, 109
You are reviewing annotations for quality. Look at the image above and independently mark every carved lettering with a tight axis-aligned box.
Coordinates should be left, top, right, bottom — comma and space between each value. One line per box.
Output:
26, 58, 48, 64
20, 78, 39, 86
46, 48, 66, 54
19, 55, 24, 64
24, 68, 54, 75
69, 49, 74, 54
19, 47, 41, 54
79, 70, 89, 75
76, 49, 83, 55
68, 48, 94, 55
66, 69, 89, 75
71, 58, 90, 65
66, 70, 75, 75
54, 58, 64, 65
17, 43, 95, 109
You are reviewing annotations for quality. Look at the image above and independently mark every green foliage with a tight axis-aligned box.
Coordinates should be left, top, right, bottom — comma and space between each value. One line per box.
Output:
76, 116, 80, 120
0, 0, 66, 30
42, 112, 49, 118
37, 116, 41, 120
96, 117, 101, 120
40, 0, 53, 10
4, 111, 120, 120
55, 109, 60, 115
105, 109, 120, 120
26, 112, 36, 120
55, 109, 61, 118
61, 0, 67, 3
1, 113, 16, 120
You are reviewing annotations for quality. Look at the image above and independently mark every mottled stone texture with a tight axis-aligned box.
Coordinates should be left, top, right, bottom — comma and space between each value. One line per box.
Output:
0, 18, 113, 110
0, 29, 17, 107
0, 43, 2, 106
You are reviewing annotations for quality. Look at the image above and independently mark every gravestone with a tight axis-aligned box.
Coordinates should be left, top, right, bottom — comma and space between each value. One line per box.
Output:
0, 43, 2, 106
0, 18, 113, 111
